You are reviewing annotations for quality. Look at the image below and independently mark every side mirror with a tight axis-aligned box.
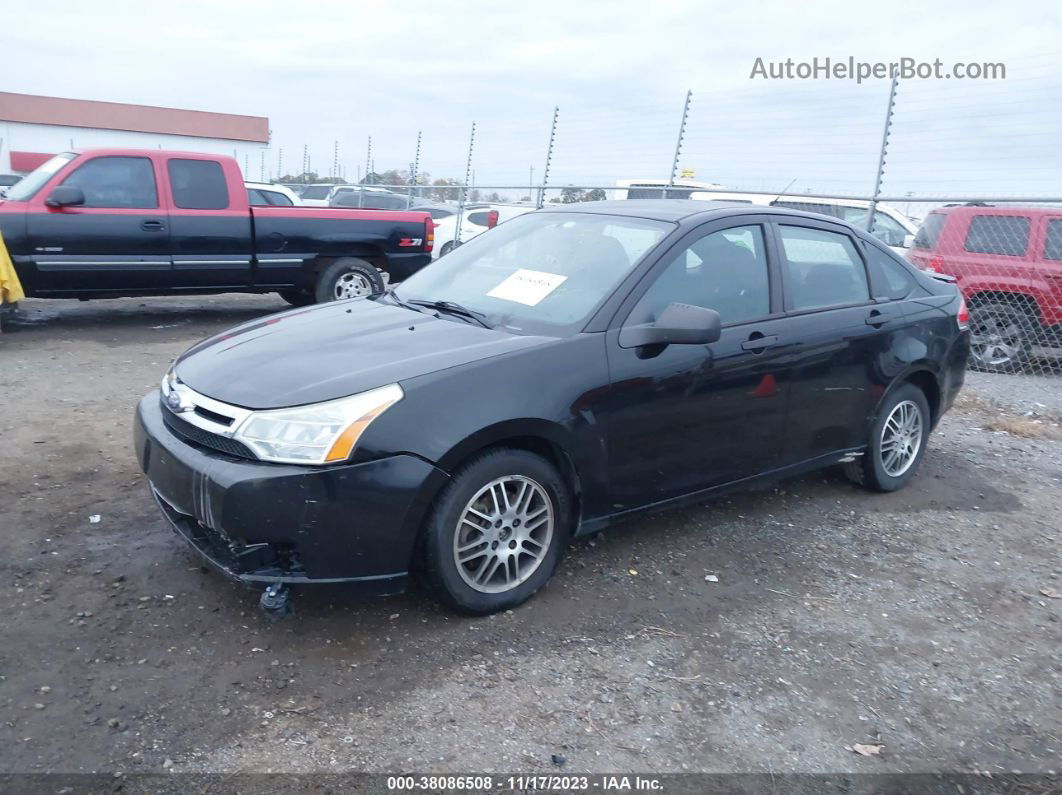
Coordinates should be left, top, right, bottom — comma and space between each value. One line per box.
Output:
619, 302, 722, 349
45, 185, 85, 208
902, 233, 916, 249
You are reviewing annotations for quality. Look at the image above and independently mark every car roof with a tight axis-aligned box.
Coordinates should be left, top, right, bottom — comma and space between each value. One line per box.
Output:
538, 199, 826, 223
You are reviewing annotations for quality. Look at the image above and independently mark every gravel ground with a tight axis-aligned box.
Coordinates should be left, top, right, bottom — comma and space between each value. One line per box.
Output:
0, 295, 1059, 777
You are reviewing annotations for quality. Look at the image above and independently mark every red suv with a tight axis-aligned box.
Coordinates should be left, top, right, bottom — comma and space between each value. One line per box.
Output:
907, 204, 1062, 373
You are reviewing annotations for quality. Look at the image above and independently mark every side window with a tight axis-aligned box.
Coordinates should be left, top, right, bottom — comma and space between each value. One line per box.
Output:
60, 156, 157, 209
964, 215, 1029, 256
168, 159, 229, 210
864, 244, 914, 300
247, 188, 267, 206
264, 190, 293, 206
468, 211, 491, 227
779, 225, 870, 311
1045, 220, 1062, 261
628, 225, 771, 326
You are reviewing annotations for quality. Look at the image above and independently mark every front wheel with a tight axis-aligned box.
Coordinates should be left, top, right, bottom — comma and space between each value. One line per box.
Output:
277, 289, 314, 307
314, 258, 385, 303
844, 383, 931, 492
423, 448, 571, 615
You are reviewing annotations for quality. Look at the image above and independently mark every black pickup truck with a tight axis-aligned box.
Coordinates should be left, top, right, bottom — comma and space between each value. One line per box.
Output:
0, 149, 433, 305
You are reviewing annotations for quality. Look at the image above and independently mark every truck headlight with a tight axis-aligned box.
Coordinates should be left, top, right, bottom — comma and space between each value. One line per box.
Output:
232, 383, 403, 465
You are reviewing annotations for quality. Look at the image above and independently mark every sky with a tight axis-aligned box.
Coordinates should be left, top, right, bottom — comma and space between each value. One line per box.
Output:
3, 0, 1061, 200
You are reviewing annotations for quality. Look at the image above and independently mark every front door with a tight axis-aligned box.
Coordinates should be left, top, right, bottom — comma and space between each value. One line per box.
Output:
603, 220, 793, 510
26, 154, 171, 293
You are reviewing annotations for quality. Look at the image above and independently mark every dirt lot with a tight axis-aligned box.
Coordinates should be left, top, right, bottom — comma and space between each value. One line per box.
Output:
1, 295, 1059, 777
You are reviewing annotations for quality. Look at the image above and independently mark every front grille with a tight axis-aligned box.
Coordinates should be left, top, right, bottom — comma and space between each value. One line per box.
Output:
162, 407, 255, 459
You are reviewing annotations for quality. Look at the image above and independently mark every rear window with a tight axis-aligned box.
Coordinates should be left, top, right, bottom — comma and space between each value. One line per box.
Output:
168, 159, 229, 210
913, 213, 946, 248
263, 190, 293, 206
300, 185, 332, 200
468, 211, 492, 226
964, 215, 1029, 257
1045, 220, 1062, 261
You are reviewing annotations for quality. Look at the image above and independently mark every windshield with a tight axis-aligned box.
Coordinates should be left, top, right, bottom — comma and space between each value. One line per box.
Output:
300, 185, 332, 199
4, 152, 77, 201
395, 211, 673, 335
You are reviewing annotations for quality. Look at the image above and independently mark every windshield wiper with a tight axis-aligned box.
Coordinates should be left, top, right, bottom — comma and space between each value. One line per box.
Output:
408, 299, 492, 329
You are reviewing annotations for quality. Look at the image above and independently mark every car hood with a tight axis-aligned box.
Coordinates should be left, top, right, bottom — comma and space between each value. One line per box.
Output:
174, 298, 552, 409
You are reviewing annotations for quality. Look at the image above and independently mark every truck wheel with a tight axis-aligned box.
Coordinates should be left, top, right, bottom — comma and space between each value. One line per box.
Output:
277, 290, 314, 307
968, 301, 1035, 374
314, 258, 385, 303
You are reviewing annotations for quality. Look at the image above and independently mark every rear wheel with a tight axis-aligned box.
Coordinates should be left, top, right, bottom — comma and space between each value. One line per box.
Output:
844, 383, 931, 492
968, 301, 1036, 373
438, 241, 457, 258
424, 448, 571, 615
314, 258, 385, 303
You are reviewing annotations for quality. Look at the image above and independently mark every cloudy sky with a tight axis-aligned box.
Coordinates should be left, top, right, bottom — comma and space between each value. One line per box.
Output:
3, 0, 1061, 198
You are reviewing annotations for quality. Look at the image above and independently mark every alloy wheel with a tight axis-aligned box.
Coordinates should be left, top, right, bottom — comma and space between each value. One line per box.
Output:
452, 475, 554, 594
970, 312, 1023, 368
880, 399, 923, 477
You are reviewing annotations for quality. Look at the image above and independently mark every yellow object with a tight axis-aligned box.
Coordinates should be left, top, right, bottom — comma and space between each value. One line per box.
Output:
0, 230, 25, 304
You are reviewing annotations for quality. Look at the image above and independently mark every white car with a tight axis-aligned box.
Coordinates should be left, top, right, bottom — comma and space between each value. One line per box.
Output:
432, 204, 539, 258
245, 182, 301, 206
686, 190, 918, 253
298, 183, 400, 207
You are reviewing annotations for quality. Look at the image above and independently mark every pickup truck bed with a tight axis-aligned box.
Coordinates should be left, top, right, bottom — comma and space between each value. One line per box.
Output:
0, 148, 433, 303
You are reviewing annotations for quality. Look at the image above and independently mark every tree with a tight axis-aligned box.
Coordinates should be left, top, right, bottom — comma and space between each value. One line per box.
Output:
561, 187, 585, 204
430, 178, 462, 202
486, 192, 502, 203
583, 188, 607, 202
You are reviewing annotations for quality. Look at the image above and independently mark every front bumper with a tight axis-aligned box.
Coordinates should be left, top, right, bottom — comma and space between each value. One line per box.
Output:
134, 392, 447, 590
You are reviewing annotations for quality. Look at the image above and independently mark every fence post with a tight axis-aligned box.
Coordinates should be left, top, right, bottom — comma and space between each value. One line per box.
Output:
408, 130, 422, 208
537, 106, 559, 209
665, 90, 693, 198
277, 148, 283, 181
868, 77, 898, 232
453, 122, 476, 247
260, 149, 266, 182
362, 136, 372, 208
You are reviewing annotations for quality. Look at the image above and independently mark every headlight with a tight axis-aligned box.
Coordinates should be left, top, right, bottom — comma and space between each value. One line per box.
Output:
232, 383, 403, 465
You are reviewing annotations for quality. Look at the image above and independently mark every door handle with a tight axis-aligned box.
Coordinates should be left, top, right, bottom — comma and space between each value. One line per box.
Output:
742, 334, 779, 352
141, 219, 165, 231
865, 311, 893, 327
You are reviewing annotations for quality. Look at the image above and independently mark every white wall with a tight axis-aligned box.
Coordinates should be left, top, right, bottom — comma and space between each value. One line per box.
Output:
0, 121, 271, 179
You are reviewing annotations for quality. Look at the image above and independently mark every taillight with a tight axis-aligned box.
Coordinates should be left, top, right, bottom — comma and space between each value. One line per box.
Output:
486, 209, 499, 229
424, 217, 434, 253
925, 255, 945, 273
956, 295, 969, 330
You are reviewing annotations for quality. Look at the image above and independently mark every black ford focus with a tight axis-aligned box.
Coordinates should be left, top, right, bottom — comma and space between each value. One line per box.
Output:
134, 201, 969, 615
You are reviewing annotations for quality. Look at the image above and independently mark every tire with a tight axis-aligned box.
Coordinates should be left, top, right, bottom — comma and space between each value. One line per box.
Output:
277, 289, 314, 307
314, 258, 385, 303
438, 241, 456, 258
423, 448, 572, 615
968, 301, 1036, 374
844, 383, 931, 493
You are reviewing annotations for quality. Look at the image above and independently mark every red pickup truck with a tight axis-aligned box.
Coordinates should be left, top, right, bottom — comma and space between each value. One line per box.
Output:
0, 149, 433, 305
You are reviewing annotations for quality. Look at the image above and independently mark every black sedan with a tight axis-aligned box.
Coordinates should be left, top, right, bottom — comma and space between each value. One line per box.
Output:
134, 201, 969, 615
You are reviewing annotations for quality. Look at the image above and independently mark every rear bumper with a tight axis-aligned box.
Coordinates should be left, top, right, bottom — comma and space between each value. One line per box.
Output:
940, 329, 971, 419
134, 393, 448, 589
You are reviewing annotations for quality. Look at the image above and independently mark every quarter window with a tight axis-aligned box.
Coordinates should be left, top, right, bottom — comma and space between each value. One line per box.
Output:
168, 159, 229, 210
964, 215, 1029, 257
60, 156, 157, 209
864, 244, 914, 300
1045, 220, 1062, 261
779, 225, 870, 310
628, 225, 771, 326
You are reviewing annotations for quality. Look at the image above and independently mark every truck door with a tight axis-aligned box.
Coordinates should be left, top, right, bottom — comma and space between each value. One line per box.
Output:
25, 154, 171, 293
164, 157, 254, 288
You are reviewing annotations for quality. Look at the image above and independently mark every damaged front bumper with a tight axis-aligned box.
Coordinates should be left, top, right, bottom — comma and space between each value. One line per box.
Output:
134, 392, 447, 592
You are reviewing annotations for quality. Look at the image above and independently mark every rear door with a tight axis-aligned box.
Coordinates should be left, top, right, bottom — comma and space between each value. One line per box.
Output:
772, 219, 904, 461
25, 154, 171, 292
165, 156, 254, 288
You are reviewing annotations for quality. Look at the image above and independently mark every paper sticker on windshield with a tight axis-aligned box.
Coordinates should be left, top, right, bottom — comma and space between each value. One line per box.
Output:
487, 269, 567, 306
